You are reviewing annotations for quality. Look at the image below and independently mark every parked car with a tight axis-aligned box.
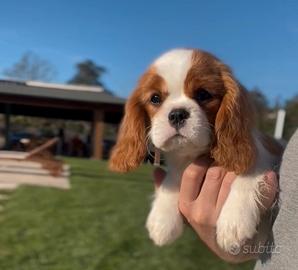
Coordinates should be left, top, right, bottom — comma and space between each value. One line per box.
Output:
9, 132, 34, 151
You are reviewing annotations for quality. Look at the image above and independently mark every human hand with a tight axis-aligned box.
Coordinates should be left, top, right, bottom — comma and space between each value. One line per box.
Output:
153, 158, 278, 262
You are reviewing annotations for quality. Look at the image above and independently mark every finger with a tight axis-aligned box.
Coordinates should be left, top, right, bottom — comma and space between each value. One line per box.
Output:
198, 166, 227, 207
216, 171, 237, 211
179, 158, 210, 203
259, 171, 278, 210
153, 167, 166, 189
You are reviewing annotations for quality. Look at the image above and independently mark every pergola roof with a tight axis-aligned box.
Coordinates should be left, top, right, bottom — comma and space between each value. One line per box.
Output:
0, 80, 126, 105
0, 80, 126, 159
0, 79, 125, 124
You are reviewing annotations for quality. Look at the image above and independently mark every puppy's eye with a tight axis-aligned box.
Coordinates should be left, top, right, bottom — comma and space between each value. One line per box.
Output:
150, 94, 161, 105
194, 88, 213, 103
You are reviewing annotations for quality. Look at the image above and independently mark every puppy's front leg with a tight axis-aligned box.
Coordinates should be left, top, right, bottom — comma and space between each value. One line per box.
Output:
216, 174, 265, 252
146, 174, 184, 246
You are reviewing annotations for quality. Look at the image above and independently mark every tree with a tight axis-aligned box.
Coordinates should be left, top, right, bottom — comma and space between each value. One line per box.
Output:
248, 87, 276, 135
68, 60, 106, 87
3, 52, 56, 82
284, 95, 298, 140
249, 88, 298, 140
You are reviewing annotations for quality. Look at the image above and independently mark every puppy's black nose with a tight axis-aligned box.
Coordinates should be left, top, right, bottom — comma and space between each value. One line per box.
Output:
168, 108, 190, 129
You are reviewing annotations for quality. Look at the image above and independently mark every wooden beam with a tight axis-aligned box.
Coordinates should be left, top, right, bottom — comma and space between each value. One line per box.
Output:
0, 93, 124, 112
26, 137, 59, 159
92, 109, 104, 159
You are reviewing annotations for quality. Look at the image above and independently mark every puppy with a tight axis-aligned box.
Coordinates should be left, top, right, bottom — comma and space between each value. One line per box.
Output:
109, 49, 282, 252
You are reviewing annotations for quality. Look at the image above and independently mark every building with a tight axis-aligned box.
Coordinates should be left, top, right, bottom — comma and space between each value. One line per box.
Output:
0, 79, 125, 159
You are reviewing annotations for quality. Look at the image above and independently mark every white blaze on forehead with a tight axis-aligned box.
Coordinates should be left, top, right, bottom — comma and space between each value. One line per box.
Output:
153, 49, 193, 97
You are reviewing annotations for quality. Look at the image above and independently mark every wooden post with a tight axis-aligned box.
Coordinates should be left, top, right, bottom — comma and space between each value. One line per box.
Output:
4, 104, 11, 149
92, 109, 104, 159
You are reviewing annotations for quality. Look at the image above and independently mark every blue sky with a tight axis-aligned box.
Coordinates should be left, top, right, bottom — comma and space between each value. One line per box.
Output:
0, 0, 298, 102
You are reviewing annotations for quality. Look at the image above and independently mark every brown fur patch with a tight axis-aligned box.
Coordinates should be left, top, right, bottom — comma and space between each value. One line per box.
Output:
109, 67, 166, 172
184, 50, 225, 124
185, 50, 257, 174
137, 67, 168, 118
211, 62, 257, 174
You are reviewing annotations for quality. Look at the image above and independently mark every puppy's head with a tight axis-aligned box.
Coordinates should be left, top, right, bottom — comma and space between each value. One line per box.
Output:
109, 49, 256, 174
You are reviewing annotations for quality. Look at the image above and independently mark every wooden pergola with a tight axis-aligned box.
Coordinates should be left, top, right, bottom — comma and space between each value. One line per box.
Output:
0, 80, 125, 159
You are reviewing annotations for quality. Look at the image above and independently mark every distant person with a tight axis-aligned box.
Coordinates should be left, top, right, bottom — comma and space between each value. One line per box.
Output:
86, 134, 92, 157
57, 128, 65, 155
71, 135, 84, 157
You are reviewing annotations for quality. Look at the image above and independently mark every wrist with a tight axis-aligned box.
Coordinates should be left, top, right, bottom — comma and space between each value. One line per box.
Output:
194, 226, 258, 263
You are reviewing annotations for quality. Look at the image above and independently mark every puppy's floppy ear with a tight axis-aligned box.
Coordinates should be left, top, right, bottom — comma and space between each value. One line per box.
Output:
211, 64, 256, 174
109, 89, 148, 172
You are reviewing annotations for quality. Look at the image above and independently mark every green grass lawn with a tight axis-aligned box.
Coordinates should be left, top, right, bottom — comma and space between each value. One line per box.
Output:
0, 158, 254, 270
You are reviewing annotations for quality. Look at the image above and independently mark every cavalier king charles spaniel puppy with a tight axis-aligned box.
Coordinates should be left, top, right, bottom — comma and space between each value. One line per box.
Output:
109, 49, 282, 252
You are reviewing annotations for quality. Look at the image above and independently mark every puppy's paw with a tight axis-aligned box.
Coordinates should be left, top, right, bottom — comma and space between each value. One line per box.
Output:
146, 203, 184, 246
216, 210, 258, 254
216, 175, 263, 253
